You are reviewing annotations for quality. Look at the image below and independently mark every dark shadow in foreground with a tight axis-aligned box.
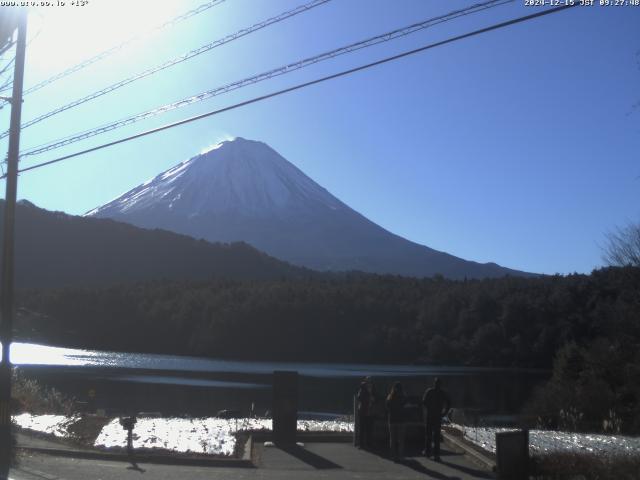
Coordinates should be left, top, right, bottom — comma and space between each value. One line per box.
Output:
275, 443, 343, 470
399, 458, 461, 480
127, 461, 146, 473
365, 444, 494, 479
441, 458, 493, 479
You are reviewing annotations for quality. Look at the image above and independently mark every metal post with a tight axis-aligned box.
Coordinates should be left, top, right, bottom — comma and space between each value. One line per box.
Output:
0, 9, 27, 479
272, 371, 298, 444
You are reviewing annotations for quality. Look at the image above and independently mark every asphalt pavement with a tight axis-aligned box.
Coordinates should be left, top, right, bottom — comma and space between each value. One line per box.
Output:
9, 440, 495, 480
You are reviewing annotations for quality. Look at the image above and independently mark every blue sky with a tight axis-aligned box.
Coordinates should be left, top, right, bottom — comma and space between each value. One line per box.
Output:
0, 0, 638, 275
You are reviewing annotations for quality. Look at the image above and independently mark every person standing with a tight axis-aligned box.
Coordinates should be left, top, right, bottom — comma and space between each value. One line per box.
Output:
385, 382, 406, 462
422, 377, 450, 461
356, 380, 371, 448
364, 377, 377, 448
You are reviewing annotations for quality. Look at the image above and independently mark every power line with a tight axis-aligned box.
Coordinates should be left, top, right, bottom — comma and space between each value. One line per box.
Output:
0, 0, 331, 139
19, 0, 513, 157
5, 3, 578, 180
0, 76, 11, 93
0, 41, 14, 59
0, 44, 16, 87
0, 67, 14, 105
0, 0, 226, 96
0, 57, 14, 79
0, 22, 43, 105
0, 0, 227, 100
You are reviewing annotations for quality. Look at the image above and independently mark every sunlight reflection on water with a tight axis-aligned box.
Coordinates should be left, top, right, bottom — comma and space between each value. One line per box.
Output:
9, 342, 105, 366
108, 375, 269, 388
7, 342, 547, 378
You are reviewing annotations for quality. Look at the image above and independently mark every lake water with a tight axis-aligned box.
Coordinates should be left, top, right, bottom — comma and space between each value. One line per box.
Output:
10, 342, 549, 417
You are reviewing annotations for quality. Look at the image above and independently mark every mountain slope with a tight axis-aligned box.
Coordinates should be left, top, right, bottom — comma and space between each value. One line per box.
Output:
3, 200, 306, 289
88, 137, 532, 279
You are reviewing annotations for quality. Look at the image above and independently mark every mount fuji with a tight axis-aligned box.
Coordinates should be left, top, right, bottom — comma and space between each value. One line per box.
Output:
87, 137, 530, 279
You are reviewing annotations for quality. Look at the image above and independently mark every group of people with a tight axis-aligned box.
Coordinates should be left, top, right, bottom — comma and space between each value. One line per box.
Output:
356, 377, 450, 462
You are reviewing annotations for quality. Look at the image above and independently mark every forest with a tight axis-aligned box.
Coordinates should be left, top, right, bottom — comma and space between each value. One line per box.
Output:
15, 266, 640, 431
16, 266, 638, 366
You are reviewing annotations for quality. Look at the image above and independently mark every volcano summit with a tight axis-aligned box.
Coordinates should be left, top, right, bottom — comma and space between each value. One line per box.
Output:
87, 137, 529, 279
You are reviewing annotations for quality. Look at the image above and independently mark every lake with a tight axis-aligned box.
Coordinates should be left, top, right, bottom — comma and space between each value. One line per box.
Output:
9, 342, 549, 417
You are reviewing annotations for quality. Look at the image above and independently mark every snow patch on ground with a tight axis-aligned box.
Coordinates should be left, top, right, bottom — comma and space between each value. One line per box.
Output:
19, 413, 639, 460
13, 413, 79, 438
95, 417, 271, 456
95, 417, 354, 456
15, 412, 354, 457
455, 425, 640, 458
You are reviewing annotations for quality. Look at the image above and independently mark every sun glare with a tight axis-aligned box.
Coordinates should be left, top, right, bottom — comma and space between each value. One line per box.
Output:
26, 0, 182, 72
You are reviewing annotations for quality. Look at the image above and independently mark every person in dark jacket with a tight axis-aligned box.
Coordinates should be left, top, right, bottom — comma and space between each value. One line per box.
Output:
356, 380, 372, 448
422, 377, 450, 461
386, 382, 406, 461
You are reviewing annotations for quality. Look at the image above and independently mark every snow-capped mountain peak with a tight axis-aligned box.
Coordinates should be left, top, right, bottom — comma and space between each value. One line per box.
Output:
87, 137, 530, 279
87, 137, 343, 219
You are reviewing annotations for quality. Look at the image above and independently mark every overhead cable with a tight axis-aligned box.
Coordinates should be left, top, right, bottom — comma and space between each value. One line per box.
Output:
0, 0, 227, 99
6, 3, 578, 179
0, 0, 331, 138
0, 23, 43, 108
20, 0, 513, 156
0, 56, 14, 79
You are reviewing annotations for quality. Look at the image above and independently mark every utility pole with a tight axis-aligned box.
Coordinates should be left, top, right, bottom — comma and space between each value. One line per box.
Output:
0, 9, 27, 479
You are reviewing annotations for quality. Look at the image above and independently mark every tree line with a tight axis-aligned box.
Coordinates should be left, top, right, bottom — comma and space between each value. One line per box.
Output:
16, 267, 638, 367
15, 266, 640, 432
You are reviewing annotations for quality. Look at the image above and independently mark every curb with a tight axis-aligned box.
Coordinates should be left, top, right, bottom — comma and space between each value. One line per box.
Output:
243, 435, 253, 463
250, 432, 353, 443
442, 431, 496, 471
16, 445, 254, 468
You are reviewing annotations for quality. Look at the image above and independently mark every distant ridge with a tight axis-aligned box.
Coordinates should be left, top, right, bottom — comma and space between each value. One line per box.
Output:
3, 200, 306, 289
88, 137, 534, 279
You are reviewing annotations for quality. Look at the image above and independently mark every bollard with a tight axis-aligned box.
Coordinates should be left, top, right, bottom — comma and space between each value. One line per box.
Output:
119, 415, 137, 457
496, 429, 529, 480
272, 371, 298, 444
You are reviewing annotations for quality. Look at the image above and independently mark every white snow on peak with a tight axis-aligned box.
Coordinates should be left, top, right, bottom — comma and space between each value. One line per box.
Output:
87, 137, 345, 218
200, 136, 235, 155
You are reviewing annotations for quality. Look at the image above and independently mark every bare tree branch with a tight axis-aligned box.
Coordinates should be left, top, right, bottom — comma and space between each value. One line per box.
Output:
603, 222, 640, 267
